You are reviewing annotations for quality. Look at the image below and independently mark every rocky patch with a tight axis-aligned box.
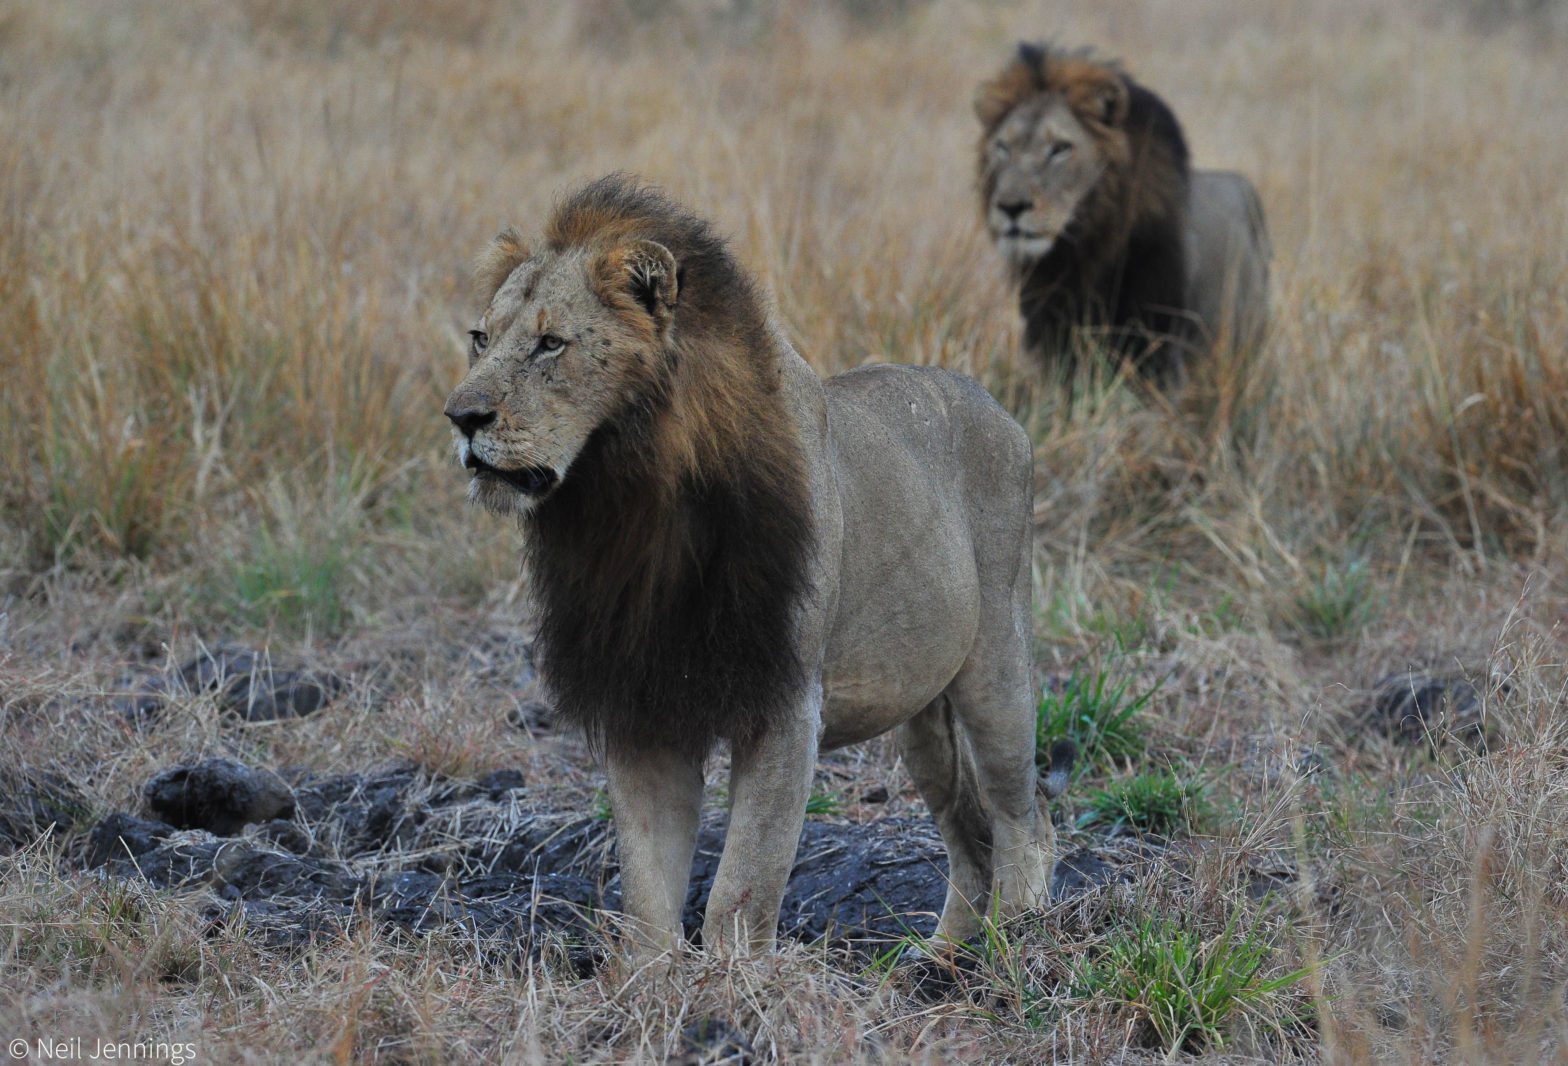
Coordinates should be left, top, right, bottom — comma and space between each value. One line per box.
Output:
114, 645, 343, 723
80, 761, 1156, 956
1367, 670, 1498, 749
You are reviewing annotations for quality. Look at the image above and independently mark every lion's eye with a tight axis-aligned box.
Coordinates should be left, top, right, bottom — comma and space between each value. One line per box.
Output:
538, 334, 565, 354
469, 329, 489, 353
1049, 140, 1074, 161
991, 139, 1011, 158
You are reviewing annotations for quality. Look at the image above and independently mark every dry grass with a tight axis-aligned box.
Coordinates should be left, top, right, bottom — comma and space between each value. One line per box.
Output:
3, 0, 1568, 1061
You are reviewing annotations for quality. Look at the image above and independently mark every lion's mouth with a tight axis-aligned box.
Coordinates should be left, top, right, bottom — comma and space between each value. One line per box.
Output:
465, 453, 559, 497
995, 231, 1056, 265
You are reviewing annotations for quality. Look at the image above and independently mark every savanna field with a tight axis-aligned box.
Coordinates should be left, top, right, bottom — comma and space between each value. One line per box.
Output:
3, 0, 1568, 1061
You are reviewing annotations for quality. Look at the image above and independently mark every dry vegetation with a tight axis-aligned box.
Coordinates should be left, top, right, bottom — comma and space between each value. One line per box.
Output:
3, 0, 1568, 1061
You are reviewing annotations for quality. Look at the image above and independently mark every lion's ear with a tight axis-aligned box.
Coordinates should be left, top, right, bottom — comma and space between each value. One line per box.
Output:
594, 239, 680, 338
974, 82, 1012, 131
1091, 77, 1129, 128
975, 52, 1039, 131
474, 226, 530, 302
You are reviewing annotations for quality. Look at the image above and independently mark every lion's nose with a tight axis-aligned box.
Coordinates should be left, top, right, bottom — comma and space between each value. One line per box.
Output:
997, 200, 1031, 221
445, 402, 497, 437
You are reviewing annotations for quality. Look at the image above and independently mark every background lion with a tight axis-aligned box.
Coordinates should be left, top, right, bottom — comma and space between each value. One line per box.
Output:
444, 175, 1067, 955
976, 42, 1271, 385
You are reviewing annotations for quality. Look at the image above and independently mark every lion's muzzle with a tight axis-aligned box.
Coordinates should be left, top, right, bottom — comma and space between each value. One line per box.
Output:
463, 451, 559, 497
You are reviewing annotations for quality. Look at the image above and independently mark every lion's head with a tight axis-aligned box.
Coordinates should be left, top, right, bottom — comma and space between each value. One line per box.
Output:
973, 44, 1198, 382
444, 207, 683, 516
976, 44, 1192, 279
446, 176, 787, 525
975, 45, 1134, 270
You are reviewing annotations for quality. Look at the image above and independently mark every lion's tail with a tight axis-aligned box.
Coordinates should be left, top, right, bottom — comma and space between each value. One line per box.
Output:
1039, 738, 1077, 799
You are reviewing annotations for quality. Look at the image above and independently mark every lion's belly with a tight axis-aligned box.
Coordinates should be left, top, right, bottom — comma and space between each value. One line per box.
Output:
818, 550, 980, 749
814, 368, 987, 751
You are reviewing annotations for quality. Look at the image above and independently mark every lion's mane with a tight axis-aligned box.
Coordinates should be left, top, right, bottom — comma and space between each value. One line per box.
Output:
505, 176, 814, 761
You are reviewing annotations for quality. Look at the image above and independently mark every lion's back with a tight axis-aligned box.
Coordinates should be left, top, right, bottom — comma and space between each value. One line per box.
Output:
1185, 170, 1271, 355
824, 363, 1030, 508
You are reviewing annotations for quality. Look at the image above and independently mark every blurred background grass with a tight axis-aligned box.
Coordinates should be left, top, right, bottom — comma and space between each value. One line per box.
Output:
2, 0, 1564, 631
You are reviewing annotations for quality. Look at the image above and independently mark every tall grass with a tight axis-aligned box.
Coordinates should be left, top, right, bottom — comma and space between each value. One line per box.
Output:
3, 0, 1565, 583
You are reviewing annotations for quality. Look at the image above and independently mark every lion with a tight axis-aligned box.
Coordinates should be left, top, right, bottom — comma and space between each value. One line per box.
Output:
444, 174, 1071, 956
976, 43, 1270, 386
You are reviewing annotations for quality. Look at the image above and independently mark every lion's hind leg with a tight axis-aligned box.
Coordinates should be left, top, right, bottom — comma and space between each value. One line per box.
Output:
896, 694, 995, 945
943, 654, 1056, 923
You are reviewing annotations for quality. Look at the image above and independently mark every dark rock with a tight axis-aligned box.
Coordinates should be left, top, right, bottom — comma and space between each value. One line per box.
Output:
1247, 865, 1297, 902
90, 821, 224, 889
144, 758, 295, 836
858, 785, 890, 805
490, 815, 611, 878
113, 645, 343, 723
212, 843, 361, 903
252, 818, 313, 855
112, 675, 176, 723
293, 765, 425, 854
1368, 671, 1497, 749
1050, 846, 1123, 899
183, 647, 343, 722
507, 699, 555, 733
675, 1016, 754, 1066
478, 768, 527, 798
566, 944, 603, 979
0, 768, 90, 852
87, 812, 174, 869
361, 786, 406, 842
227, 674, 341, 722
776, 819, 946, 943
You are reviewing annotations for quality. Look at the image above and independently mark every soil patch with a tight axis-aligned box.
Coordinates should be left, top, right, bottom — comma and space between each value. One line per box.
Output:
113, 645, 343, 723
79, 761, 1154, 955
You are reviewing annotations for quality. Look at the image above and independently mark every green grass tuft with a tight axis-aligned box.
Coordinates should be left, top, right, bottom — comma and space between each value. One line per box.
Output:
1291, 559, 1378, 642
1072, 906, 1316, 1054
1081, 767, 1210, 836
805, 787, 843, 817
1035, 661, 1161, 775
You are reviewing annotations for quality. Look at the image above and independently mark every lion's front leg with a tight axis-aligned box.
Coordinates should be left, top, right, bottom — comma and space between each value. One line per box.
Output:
604, 744, 704, 958
701, 697, 820, 954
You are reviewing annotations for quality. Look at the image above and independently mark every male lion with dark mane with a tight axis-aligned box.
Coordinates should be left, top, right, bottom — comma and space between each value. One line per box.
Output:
977, 42, 1270, 386
444, 174, 1071, 956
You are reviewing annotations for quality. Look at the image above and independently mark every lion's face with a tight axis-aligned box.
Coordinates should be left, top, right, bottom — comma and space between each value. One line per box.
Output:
979, 94, 1109, 269
444, 238, 679, 515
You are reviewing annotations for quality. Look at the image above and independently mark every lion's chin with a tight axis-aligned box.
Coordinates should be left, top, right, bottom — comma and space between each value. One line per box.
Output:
465, 458, 560, 514
993, 232, 1056, 268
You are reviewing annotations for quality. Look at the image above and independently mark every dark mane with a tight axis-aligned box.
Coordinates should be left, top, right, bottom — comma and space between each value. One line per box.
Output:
980, 44, 1196, 383
523, 175, 814, 761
